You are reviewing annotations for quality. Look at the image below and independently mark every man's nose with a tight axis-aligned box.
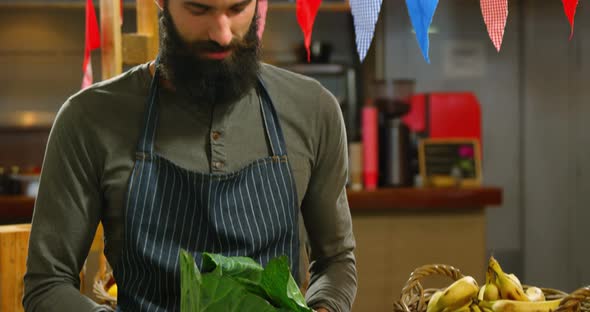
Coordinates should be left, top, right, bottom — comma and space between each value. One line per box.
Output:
208, 14, 233, 47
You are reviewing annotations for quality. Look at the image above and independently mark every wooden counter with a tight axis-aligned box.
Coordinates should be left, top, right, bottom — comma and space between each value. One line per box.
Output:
348, 187, 502, 210
1, 188, 503, 312
349, 187, 502, 312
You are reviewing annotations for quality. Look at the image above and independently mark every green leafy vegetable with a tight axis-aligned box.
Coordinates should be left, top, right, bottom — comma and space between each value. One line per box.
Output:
180, 251, 201, 312
199, 269, 280, 312
202, 253, 264, 280
201, 253, 267, 297
180, 250, 313, 312
261, 256, 312, 312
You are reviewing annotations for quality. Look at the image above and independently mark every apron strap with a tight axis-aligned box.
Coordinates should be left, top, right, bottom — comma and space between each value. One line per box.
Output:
258, 77, 288, 157
136, 62, 161, 156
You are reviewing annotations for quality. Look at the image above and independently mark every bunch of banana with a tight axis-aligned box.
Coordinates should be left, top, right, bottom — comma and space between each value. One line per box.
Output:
478, 264, 500, 301
525, 287, 546, 302
478, 298, 562, 312
427, 276, 480, 312
487, 257, 529, 301
476, 257, 560, 312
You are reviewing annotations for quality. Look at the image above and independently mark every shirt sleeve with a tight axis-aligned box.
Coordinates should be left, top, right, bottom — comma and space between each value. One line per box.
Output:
23, 97, 110, 312
302, 86, 358, 312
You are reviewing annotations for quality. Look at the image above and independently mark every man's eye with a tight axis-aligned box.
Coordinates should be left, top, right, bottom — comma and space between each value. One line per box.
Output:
188, 8, 208, 15
230, 5, 246, 13
185, 4, 209, 15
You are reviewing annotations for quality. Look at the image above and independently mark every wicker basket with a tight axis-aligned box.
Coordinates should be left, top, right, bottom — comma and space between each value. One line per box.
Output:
392, 264, 590, 312
93, 270, 117, 309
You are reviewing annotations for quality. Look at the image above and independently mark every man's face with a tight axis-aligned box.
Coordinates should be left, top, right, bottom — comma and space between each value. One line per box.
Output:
162, 0, 257, 59
156, 0, 261, 106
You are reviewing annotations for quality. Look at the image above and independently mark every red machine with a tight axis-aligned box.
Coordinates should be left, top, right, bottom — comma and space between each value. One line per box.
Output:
402, 92, 482, 148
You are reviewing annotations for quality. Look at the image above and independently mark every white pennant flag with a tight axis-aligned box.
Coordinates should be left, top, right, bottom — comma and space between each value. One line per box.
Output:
350, 0, 383, 62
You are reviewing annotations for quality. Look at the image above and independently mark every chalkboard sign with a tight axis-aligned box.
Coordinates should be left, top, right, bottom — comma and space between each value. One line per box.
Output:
418, 138, 482, 187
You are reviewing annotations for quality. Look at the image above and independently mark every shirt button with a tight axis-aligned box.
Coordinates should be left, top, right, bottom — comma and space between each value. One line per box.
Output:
212, 161, 224, 169
211, 131, 222, 141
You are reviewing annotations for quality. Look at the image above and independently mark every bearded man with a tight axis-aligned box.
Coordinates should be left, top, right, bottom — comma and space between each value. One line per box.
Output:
23, 1, 357, 311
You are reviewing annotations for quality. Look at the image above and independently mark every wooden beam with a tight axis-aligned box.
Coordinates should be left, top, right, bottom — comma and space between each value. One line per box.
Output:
122, 0, 159, 66
95, 1, 122, 297
100, 0, 123, 79
136, 0, 160, 61
123, 33, 151, 65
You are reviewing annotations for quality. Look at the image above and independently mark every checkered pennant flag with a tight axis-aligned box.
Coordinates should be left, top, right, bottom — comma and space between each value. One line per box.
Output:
405, 0, 439, 63
562, 0, 579, 39
350, 0, 383, 62
480, 0, 508, 52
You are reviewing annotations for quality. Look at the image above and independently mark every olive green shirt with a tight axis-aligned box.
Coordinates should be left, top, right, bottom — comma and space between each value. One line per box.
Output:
23, 62, 357, 312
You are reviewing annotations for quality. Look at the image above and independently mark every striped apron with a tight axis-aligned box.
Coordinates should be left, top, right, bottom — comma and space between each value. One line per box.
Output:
114, 67, 300, 311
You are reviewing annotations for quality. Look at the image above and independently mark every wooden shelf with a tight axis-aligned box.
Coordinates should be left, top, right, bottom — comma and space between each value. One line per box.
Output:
0, 2, 136, 9
347, 187, 503, 211
0, 1, 350, 11
269, 2, 350, 12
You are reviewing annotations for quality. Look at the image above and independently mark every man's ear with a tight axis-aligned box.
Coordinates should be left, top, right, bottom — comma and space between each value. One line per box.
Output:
154, 0, 164, 10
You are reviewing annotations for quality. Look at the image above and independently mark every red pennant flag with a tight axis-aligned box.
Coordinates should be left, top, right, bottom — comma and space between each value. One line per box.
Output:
82, 0, 101, 89
562, 0, 579, 40
296, 0, 322, 62
480, 0, 508, 52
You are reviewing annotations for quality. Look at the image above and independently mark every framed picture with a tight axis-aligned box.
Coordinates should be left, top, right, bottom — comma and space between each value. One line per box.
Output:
418, 138, 482, 187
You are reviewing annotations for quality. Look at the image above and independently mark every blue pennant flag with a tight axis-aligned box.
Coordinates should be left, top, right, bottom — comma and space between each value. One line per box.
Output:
350, 0, 383, 62
405, 0, 439, 63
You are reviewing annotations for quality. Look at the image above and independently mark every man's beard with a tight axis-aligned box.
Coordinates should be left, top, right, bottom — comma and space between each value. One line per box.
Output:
156, 6, 261, 106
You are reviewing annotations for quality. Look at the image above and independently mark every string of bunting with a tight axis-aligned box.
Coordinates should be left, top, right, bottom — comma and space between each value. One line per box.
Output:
81, 0, 585, 85
294, 0, 582, 63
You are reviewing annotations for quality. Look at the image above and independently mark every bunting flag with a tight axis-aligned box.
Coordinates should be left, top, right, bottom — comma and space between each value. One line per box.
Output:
296, 0, 322, 62
480, 0, 508, 52
405, 0, 439, 63
562, 0, 579, 39
350, 0, 383, 62
257, 0, 269, 39
81, 0, 101, 89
